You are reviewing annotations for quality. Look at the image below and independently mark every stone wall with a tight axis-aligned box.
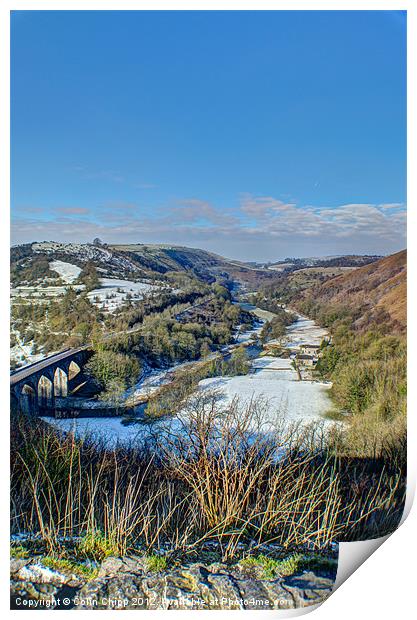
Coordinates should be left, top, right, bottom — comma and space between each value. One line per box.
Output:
11, 555, 336, 611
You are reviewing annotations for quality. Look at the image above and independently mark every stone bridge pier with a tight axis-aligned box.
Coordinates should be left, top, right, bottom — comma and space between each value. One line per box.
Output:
10, 348, 91, 416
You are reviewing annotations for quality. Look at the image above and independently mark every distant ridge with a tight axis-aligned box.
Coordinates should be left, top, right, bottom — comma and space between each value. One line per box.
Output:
298, 250, 406, 332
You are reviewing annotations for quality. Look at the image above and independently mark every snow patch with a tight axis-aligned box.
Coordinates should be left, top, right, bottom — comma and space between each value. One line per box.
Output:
17, 564, 68, 584
44, 416, 178, 447
11, 284, 84, 299
49, 260, 82, 284
33, 241, 140, 275
87, 278, 166, 312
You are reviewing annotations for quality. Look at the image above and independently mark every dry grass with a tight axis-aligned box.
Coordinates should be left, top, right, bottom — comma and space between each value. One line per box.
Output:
10, 395, 405, 561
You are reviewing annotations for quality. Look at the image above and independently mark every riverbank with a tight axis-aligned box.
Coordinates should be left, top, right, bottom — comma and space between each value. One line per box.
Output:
44, 305, 336, 441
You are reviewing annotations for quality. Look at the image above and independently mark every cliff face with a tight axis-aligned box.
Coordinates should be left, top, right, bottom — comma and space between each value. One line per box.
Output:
299, 250, 406, 332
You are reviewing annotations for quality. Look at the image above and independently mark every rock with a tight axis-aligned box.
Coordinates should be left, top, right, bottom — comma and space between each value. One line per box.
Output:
10, 559, 84, 609
75, 575, 147, 610
98, 554, 146, 578
281, 571, 335, 607
11, 556, 336, 610
10, 558, 32, 575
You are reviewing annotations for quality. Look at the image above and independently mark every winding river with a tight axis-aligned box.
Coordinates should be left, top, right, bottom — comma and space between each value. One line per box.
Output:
44, 302, 335, 445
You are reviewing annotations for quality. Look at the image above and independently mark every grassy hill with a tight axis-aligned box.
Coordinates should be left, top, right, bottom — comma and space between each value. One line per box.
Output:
255, 249, 406, 460
298, 250, 406, 333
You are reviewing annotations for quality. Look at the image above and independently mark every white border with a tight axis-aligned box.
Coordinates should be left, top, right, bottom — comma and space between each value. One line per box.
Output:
1, 2, 415, 618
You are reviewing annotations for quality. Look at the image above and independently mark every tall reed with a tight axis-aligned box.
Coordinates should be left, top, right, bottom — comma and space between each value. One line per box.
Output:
10, 394, 405, 560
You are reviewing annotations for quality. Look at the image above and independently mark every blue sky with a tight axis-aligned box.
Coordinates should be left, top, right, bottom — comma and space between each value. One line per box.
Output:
11, 10, 406, 260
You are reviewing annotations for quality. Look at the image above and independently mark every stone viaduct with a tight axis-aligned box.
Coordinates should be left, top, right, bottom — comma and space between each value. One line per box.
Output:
10, 347, 92, 416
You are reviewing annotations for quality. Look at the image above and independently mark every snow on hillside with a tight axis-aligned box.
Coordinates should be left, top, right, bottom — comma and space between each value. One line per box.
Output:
87, 278, 165, 312
32, 241, 140, 275
10, 284, 84, 299
49, 260, 82, 284
10, 329, 48, 366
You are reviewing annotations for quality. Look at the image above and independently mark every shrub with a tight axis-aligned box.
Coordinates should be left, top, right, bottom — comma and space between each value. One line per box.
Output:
86, 349, 141, 389
145, 555, 167, 573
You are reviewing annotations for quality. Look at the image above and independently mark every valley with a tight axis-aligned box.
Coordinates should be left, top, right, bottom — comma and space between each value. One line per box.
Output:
10, 243, 405, 442
43, 309, 334, 444
10, 242, 407, 591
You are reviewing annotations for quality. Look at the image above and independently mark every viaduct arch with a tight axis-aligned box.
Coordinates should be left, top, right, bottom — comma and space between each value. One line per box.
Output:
10, 347, 90, 416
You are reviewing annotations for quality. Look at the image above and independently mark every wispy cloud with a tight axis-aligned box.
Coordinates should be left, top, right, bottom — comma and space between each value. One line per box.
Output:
376, 203, 404, 210
241, 195, 297, 219
170, 199, 239, 226
11, 194, 406, 261
56, 207, 90, 215
240, 196, 406, 243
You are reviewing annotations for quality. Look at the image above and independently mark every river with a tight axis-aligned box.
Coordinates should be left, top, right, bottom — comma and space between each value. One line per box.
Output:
44, 303, 335, 445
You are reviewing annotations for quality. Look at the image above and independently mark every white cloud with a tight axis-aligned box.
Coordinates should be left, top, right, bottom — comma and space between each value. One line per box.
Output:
377, 203, 405, 210
11, 195, 406, 261
240, 197, 406, 243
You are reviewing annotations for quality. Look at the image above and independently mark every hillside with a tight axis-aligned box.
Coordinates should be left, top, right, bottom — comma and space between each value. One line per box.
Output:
11, 242, 385, 292
11, 241, 281, 289
298, 250, 406, 332
111, 243, 281, 287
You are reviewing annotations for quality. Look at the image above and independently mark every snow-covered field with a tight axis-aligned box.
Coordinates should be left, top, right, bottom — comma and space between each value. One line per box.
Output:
45, 359, 333, 445
11, 271, 166, 312
193, 315, 333, 429
49, 260, 82, 284
198, 369, 332, 426
251, 356, 294, 370
87, 278, 165, 312
283, 315, 328, 348
44, 306, 336, 444
10, 284, 84, 299
44, 415, 178, 447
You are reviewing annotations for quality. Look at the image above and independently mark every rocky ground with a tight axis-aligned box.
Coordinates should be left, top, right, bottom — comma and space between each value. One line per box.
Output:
11, 555, 336, 610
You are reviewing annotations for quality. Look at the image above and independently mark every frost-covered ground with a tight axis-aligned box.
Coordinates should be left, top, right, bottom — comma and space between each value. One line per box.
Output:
33, 241, 140, 275
235, 322, 263, 344
87, 278, 166, 312
49, 260, 82, 284
196, 316, 332, 428
11, 270, 167, 314
125, 359, 197, 402
251, 356, 294, 372
44, 415, 178, 447
283, 314, 328, 348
